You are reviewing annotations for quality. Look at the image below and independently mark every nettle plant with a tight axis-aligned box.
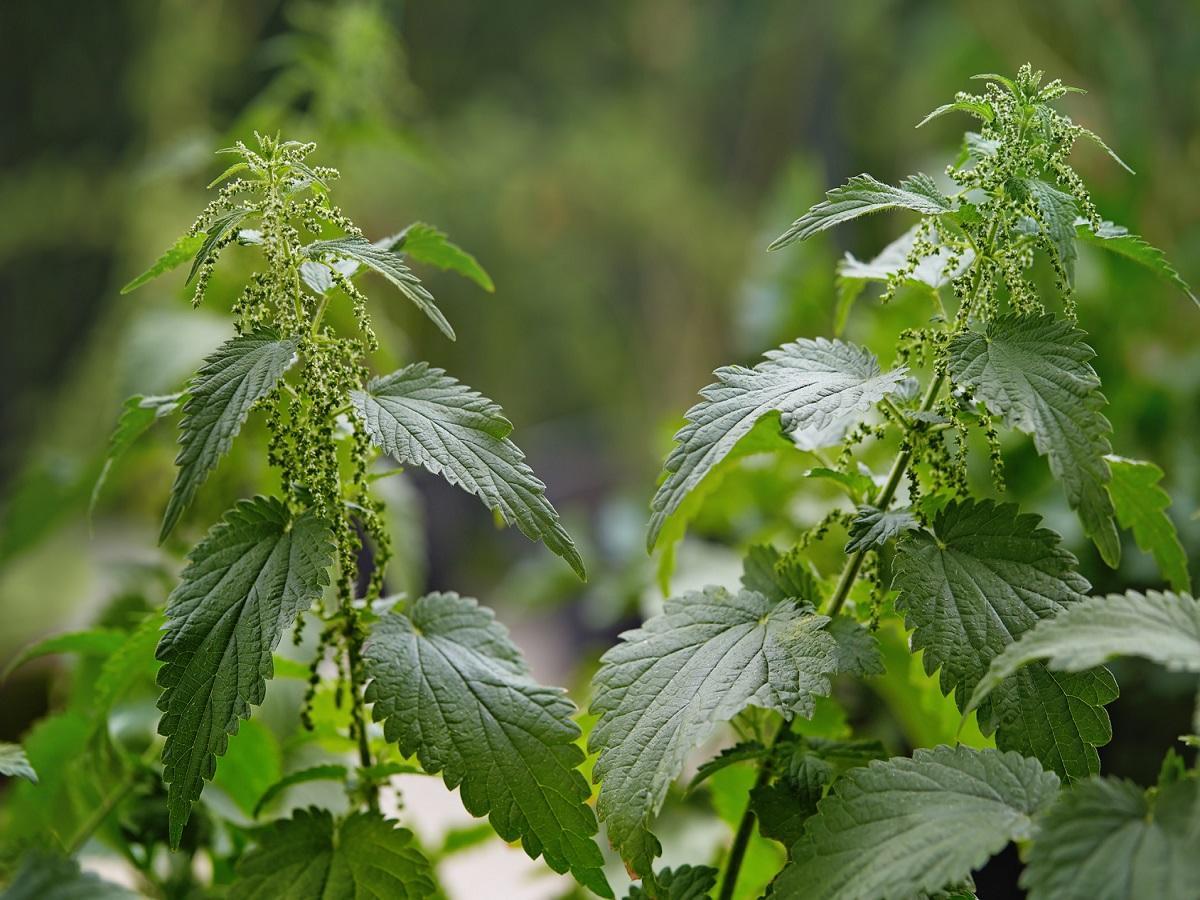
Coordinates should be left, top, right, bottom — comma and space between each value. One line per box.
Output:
584, 66, 1200, 898
2, 135, 612, 897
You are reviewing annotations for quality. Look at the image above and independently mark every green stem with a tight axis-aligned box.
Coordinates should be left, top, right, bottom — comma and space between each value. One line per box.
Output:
343, 611, 378, 811
64, 763, 142, 855
825, 371, 945, 618
718, 721, 784, 900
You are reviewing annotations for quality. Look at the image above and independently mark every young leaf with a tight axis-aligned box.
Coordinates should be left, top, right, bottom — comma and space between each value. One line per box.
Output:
648, 338, 907, 549
769, 173, 954, 250
188, 207, 251, 283
120, 233, 206, 294
253, 764, 348, 818
836, 226, 974, 333
686, 741, 769, 791
1105, 456, 1191, 592
967, 591, 1200, 717
1, 628, 127, 682
2, 851, 139, 899
626, 865, 719, 900
894, 500, 1113, 779
1026, 179, 1079, 282
1075, 126, 1136, 175
751, 764, 825, 849
740, 544, 822, 605
395, 222, 494, 292
90, 392, 182, 517
1023, 776, 1200, 900
156, 496, 333, 847
362, 592, 610, 897
827, 616, 885, 677
1077, 221, 1197, 305
232, 808, 435, 899
845, 505, 919, 554
916, 100, 995, 129
0, 742, 37, 783
773, 746, 1060, 900
302, 237, 454, 340
351, 363, 584, 578
948, 314, 1118, 566
589, 586, 838, 875
160, 331, 298, 541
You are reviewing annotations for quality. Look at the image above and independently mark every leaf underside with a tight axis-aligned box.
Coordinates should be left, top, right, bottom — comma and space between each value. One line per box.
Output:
303, 237, 454, 340
648, 338, 907, 549
968, 591, 1200, 715
362, 592, 610, 897
588, 586, 838, 875
156, 496, 333, 847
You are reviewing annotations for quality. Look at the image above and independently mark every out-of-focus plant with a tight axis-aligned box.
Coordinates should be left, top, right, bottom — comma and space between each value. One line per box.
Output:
0, 134, 616, 897
587, 66, 1200, 899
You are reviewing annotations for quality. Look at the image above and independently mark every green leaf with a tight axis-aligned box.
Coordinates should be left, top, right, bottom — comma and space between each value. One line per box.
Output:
740, 544, 822, 605
94, 612, 164, 712
1023, 776, 1200, 900
1105, 456, 1190, 592
986, 665, 1117, 783
212, 718, 282, 817
160, 331, 297, 541
774, 746, 1061, 900
589, 586, 838, 875
352, 363, 584, 578
156, 496, 333, 848
90, 392, 182, 518
845, 505, 919, 554
395, 222, 494, 292
827, 616, 885, 677
687, 741, 768, 791
805, 465, 877, 502
948, 314, 1118, 566
894, 500, 1113, 779
752, 768, 825, 850
1076, 125, 1136, 175
769, 173, 954, 249
188, 207, 251, 283
1, 851, 138, 898
1, 628, 127, 681
1078, 221, 1197, 306
916, 101, 995, 128
120, 233, 206, 294
362, 592, 610, 897
835, 226, 974, 332
626, 865, 718, 900
967, 591, 1200, 716
303, 237, 454, 340
0, 742, 37, 783
253, 765, 348, 818
1026, 179, 1079, 282
648, 338, 907, 549
232, 808, 435, 899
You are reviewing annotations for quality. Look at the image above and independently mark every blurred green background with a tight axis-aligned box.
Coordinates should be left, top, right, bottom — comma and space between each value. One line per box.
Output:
2, 0, 1199, 895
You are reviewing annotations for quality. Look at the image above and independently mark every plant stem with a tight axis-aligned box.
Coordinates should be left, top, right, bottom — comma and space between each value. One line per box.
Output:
825, 370, 945, 618
344, 620, 378, 811
64, 764, 142, 855
718, 721, 784, 900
